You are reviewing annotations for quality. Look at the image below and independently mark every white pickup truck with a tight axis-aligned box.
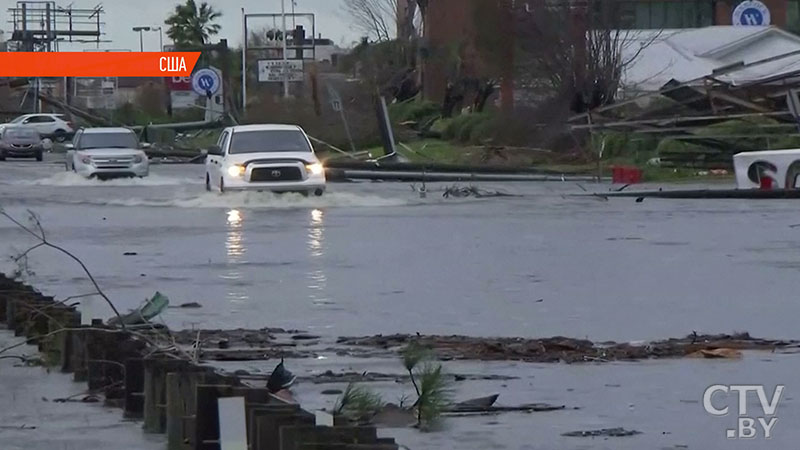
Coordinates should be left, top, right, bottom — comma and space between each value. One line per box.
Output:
205, 124, 326, 196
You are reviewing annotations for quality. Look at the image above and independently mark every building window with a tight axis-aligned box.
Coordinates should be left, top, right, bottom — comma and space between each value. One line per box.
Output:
789, 0, 800, 34
617, 0, 714, 29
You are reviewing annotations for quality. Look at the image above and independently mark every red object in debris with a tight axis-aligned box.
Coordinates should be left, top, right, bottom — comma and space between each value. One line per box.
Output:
612, 166, 643, 184
760, 177, 773, 190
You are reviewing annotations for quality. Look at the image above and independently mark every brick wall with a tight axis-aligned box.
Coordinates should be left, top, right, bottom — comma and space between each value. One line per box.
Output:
421, 0, 512, 104
422, 0, 474, 102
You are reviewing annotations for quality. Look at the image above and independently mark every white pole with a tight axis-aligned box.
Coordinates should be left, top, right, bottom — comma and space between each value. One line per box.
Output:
281, 0, 289, 98
242, 8, 247, 113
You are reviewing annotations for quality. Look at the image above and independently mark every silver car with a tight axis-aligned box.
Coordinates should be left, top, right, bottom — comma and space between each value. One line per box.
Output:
0, 126, 47, 161
65, 128, 150, 179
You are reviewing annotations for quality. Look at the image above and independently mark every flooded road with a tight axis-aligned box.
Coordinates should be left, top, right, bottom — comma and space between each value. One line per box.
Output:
3, 157, 800, 449
2, 158, 800, 341
0, 330, 164, 450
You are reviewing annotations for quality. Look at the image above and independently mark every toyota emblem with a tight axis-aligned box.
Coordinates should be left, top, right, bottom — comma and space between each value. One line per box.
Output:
271, 170, 282, 178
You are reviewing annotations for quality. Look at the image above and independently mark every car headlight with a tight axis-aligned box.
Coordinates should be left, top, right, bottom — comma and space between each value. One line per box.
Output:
227, 165, 245, 177
81, 156, 92, 164
306, 163, 324, 175
133, 155, 144, 163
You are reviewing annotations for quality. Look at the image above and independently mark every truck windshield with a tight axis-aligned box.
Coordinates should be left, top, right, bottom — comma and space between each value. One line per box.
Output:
79, 132, 139, 150
229, 130, 311, 154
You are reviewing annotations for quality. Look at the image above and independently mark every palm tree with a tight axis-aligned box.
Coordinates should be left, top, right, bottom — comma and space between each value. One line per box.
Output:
165, 0, 222, 48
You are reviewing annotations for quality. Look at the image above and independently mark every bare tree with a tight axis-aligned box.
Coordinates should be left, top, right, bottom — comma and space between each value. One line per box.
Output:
343, 0, 398, 42
512, 0, 658, 113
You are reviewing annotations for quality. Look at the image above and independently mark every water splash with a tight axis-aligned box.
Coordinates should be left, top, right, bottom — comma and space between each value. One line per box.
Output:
67, 191, 410, 210
21, 172, 195, 187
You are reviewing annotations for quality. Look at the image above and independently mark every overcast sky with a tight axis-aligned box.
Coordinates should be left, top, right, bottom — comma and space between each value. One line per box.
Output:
0, 0, 362, 51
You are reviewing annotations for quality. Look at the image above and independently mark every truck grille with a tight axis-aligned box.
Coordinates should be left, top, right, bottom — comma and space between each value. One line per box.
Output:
250, 167, 303, 182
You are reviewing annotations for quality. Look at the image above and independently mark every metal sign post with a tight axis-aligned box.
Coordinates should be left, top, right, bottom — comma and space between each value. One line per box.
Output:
327, 84, 356, 153
375, 95, 398, 159
281, 0, 289, 98
241, 7, 247, 114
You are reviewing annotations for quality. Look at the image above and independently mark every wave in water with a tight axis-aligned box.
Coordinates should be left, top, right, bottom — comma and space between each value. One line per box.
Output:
69, 191, 411, 209
21, 172, 196, 187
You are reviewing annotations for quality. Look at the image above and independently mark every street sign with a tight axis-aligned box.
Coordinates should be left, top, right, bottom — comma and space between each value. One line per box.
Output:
733, 1, 771, 26
191, 68, 221, 97
326, 83, 355, 152
257, 60, 304, 83
171, 91, 200, 110
327, 84, 343, 112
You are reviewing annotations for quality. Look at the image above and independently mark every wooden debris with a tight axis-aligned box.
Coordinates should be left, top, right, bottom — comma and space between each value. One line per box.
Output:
336, 332, 794, 363
563, 427, 642, 438
688, 348, 743, 359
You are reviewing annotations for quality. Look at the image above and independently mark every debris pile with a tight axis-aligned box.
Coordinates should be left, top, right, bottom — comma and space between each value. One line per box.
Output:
442, 185, 521, 198
336, 332, 795, 363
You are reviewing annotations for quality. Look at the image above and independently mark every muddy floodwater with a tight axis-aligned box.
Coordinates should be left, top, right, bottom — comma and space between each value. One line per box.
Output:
3, 157, 800, 449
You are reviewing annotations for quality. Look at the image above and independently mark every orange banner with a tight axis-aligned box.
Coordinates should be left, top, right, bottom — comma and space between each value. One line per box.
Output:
0, 52, 201, 77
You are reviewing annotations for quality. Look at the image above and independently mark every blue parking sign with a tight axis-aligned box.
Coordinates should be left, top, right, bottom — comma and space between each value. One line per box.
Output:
732, 1, 771, 26
191, 68, 221, 97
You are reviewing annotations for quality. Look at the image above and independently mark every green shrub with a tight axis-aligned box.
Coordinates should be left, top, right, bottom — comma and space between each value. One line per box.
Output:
594, 132, 628, 158
695, 118, 780, 152
469, 115, 501, 144
771, 135, 800, 149
444, 113, 492, 142
390, 100, 441, 125
430, 118, 452, 135
416, 363, 453, 431
656, 138, 710, 154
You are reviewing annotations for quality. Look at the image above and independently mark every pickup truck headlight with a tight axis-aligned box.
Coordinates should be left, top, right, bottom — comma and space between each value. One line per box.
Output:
133, 155, 144, 164
306, 163, 324, 175
227, 165, 245, 177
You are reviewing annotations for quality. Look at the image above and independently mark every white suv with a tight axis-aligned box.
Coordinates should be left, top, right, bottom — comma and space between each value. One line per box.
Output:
205, 124, 326, 195
65, 128, 149, 179
3, 114, 74, 142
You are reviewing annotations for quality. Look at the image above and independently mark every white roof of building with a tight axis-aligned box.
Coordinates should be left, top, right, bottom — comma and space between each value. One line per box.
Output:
621, 26, 800, 92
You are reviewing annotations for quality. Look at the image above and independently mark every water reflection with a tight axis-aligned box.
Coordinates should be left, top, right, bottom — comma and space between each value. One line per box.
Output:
226, 209, 245, 259
224, 208, 248, 304
307, 209, 331, 305
308, 208, 325, 258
